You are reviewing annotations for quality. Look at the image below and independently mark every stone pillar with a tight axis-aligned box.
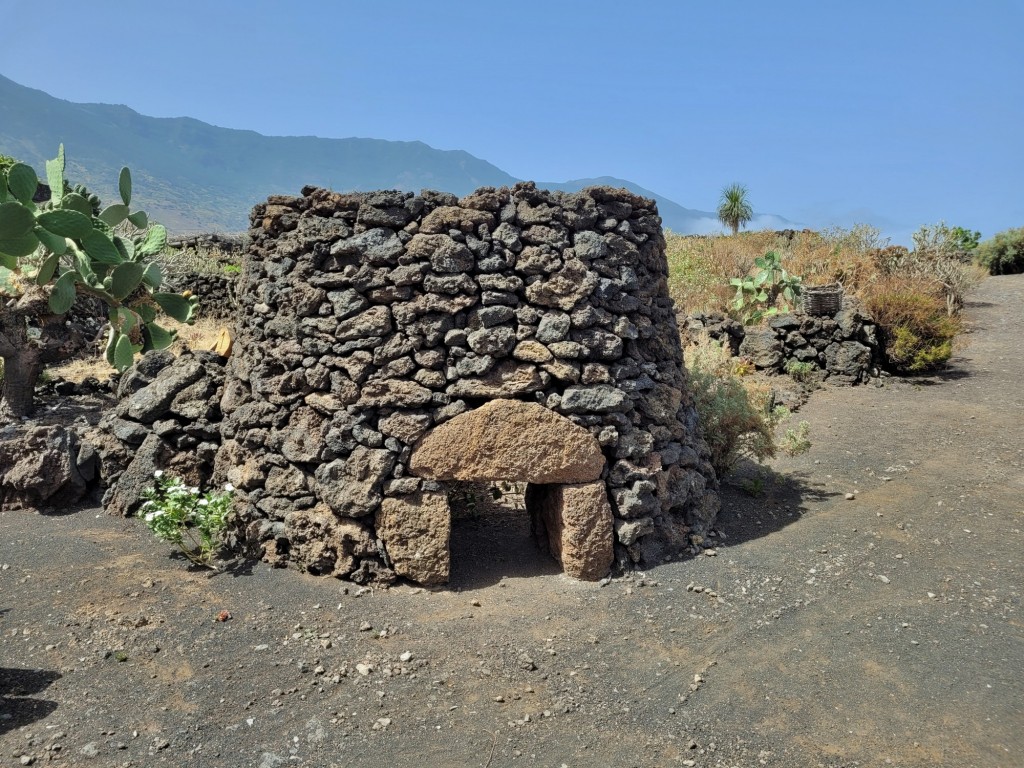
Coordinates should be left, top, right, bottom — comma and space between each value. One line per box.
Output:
527, 481, 614, 581
376, 490, 452, 585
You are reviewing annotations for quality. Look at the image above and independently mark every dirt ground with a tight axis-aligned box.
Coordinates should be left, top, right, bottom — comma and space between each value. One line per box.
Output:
2, 276, 1022, 768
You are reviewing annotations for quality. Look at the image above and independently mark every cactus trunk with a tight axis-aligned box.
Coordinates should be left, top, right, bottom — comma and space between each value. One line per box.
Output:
0, 345, 42, 420
0, 286, 89, 419
0, 312, 43, 420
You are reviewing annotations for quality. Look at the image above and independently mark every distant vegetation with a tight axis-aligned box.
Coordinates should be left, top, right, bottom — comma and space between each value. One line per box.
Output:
717, 183, 754, 235
671, 219, 991, 475
975, 227, 1024, 275
666, 222, 985, 375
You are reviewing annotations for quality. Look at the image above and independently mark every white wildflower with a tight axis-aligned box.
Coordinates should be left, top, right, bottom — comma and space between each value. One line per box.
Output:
198, 498, 209, 507
224, 483, 235, 492
144, 512, 156, 522
190, 487, 200, 495
153, 469, 164, 478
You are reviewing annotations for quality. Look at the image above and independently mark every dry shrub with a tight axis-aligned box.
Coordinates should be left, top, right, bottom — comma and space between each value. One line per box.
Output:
159, 245, 236, 283
666, 226, 884, 316
862, 276, 960, 373
684, 334, 779, 476
665, 232, 755, 313
45, 356, 112, 384
46, 316, 228, 383
168, 315, 228, 354
873, 244, 986, 316
787, 225, 883, 291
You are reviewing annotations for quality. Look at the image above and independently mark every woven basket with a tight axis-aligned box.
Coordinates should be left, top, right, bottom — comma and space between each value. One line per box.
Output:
802, 283, 843, 316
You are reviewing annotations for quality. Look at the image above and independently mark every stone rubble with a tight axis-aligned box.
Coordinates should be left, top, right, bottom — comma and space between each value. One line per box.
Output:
0, 423, 95, 509
89, 349, 227, 518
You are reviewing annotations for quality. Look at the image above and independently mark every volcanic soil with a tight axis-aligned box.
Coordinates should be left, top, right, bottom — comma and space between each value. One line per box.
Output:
1, 275, 1022, 768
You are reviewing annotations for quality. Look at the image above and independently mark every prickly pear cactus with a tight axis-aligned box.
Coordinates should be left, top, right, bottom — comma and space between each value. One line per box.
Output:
0, 144, 197, 372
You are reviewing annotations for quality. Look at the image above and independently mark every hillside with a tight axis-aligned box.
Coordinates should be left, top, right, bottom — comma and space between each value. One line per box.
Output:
0, 74, 778, 234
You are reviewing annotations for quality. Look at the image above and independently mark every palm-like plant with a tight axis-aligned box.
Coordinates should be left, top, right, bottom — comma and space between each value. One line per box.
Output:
717, 183, 753, 235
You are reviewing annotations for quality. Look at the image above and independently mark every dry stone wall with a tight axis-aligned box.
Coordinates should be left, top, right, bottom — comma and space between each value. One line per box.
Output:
215, 182, 720, 584
684, 299, 880, 385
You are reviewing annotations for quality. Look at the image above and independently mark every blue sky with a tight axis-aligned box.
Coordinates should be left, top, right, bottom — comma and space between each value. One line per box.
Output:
3, 1, 1021, 243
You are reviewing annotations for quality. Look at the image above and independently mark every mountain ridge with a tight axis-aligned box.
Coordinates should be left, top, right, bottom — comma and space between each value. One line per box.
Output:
0, 74, 787, 234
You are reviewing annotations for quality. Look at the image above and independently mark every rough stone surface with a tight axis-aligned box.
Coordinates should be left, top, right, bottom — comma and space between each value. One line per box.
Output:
528, 481, 615, 581
92, 350, 227, 518
559, 385, 629, 414
0, 425, 90, 509
279, 506, 377, 578
525, 260, 600, 311
103, 433, 176, 518
409, 399, 605, 484
314, 446, 395, 518
124, 357, 205, 423
376, 491, 451, 585
825, 340, 873, 384
446, 361, 545, 399
684, 297, 879, 384
739, 328, 784, 369
218, 183, 721, 582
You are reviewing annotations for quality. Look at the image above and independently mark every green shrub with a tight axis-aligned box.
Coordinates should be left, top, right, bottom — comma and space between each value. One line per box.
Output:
975, 227, 1024, 275
779, 421, 812, 456
889, 326, 952, 371
864, 278, 959, 373
729, 250, 803, 324
950, 226, 981, 253
139, 472, 234, 568
785, 359, 815, 382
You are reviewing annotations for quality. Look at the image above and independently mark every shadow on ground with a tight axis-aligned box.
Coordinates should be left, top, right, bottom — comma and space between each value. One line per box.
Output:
0, 667, 61, 736
714, 461, 840, 548
906, 366, 973, 385
446, 466, 842, 589
448, 483, 560, 590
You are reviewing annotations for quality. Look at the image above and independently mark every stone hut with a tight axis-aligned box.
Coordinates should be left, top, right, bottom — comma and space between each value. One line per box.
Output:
214, 182, 719, 585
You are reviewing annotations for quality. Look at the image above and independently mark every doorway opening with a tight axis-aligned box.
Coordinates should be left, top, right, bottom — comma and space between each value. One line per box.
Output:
446, 481, 559, 588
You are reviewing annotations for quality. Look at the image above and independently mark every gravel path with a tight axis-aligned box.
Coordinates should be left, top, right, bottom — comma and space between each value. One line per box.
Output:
2, 275, 1022, 768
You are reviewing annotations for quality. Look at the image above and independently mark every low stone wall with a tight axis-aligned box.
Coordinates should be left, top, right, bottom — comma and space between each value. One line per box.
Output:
166, 233, 244, 319
214, 182, 721, 584
167, 233, 247, 255
192, 274, 237, 319
684, 298, 879, 384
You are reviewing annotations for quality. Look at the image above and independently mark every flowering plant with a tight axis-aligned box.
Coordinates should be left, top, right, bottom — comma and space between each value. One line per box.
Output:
138, 471, 234, 568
